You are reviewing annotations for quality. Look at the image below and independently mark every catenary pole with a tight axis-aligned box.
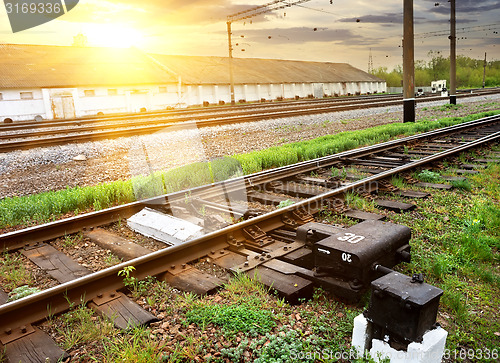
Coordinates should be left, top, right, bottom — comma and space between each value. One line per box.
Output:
482, 52, 487, 88
227, 21, 236, 106
403, 0, 415, 122
449, 0, 456, 104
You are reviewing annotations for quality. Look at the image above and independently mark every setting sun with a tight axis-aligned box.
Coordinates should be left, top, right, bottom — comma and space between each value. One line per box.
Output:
84, 23, 144, 48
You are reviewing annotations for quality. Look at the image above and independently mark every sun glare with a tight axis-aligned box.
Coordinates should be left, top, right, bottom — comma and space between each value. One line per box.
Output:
86, 24, 144, 48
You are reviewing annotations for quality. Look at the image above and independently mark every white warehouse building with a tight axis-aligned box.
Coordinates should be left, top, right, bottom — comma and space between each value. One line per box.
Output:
0, 44, 386, 122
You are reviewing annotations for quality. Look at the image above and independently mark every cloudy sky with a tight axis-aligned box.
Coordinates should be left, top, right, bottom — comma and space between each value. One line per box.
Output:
1, 0, 499, 71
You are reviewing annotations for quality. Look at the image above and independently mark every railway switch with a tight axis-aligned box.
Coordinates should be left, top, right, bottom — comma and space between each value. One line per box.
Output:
365, 271, 443, 343
313, 220, 411, 288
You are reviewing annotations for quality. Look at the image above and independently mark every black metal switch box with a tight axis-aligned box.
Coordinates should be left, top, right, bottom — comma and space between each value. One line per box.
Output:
313, 220, 411, 285
365, 271, 443, 342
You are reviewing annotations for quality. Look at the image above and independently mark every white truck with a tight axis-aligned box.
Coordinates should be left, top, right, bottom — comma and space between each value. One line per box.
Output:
431, 80, 447, 93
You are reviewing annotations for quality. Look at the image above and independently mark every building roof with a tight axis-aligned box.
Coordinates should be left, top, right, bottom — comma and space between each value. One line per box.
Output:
0, 44, 178, 88
0, 43, 384, 89
151, 55, 384, 85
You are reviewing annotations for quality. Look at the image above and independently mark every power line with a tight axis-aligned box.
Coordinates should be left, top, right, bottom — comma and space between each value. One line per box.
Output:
228, 0, 311, 22
415, 23, 500, 39
294, 3, 339, 16
226, 0, 312, 105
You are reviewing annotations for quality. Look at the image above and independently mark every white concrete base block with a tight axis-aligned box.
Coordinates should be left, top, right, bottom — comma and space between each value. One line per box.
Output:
352, 314, 371, 357
127, 207, 203, 246
351, 314, 448, 363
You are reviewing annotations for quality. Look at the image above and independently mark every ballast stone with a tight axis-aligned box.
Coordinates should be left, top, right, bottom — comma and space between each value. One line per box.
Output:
73, 154, 87, 161
127, 207, 204, 246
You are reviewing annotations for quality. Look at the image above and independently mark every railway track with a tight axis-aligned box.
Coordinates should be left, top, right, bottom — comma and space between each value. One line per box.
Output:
0, 92, 407, 130
0, 88, 498, 153
0, 114, 498, 361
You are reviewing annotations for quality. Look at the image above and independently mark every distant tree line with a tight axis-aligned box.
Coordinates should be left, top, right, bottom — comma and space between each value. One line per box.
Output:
371, 54, 500, 88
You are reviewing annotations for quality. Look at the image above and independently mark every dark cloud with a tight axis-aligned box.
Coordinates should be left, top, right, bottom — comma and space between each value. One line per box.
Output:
338, 13, 437, 26
339, 13, 402, 25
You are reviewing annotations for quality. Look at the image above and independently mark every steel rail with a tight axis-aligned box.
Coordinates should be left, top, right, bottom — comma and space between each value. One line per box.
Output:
0, 126, 498, 332
1, 114, 499, 252
1, 90, 498, 153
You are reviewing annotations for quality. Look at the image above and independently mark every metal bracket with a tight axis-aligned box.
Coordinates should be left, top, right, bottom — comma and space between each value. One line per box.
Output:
281, 214, 298, 228
292, 209, 314, 223
324, 198, 349, 214
206, 249, 231, 263
92, 291, 123, 306
243, 225, 266, 240
0, 324, 35, 345
243, 225, 274, 247
227, 234, 244, 248
231, 241, 305, 273
164, 263, 194, 276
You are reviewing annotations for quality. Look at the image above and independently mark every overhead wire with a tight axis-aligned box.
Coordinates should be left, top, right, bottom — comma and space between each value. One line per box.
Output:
415, 23, 500, 39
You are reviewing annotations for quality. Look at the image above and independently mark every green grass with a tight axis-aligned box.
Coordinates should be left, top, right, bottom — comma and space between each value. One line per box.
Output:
55, 303, 117, 351
101, 326, 165, 363
0, 110, 498, 230
63, 232, 83, 247
52, 302, 164, 362
6, 285, 41, 302
185, 302, 276, 335
433, 103, 464, 112
389, 161, 500, 358
451, 178, 472, 191
0, 253, 33, 291
345, 192, 377, 212
277, 199, 295, 209
416, 169, 443, 183
184, 274, 276, 339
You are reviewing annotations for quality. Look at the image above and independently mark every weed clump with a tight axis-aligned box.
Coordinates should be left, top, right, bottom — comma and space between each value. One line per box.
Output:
416, 169, 442, 183
186, 302, 276, 335
7, 285, 40, 302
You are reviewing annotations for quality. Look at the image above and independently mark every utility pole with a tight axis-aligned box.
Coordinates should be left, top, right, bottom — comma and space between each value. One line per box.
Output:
483, 52, 487, 88
403, 0, 415, 122
227, 21, 236, 105
449, 0, 456, 104
226, 0, 311, 105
